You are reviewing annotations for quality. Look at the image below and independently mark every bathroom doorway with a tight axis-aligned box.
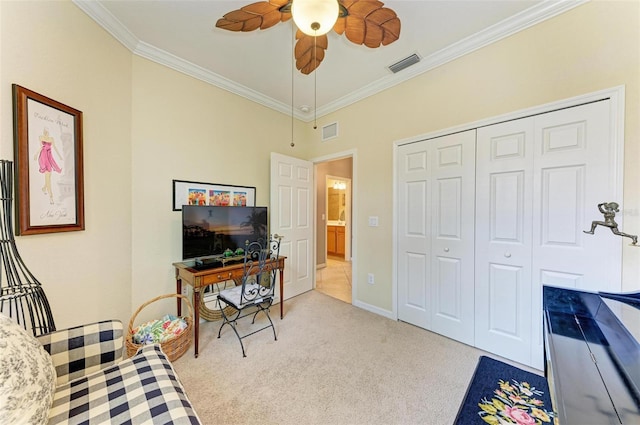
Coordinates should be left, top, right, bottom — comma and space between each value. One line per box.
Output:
315, 157, 353, 304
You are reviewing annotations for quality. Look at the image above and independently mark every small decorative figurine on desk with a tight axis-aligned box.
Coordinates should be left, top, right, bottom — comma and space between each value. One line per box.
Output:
584, 202, 638, 245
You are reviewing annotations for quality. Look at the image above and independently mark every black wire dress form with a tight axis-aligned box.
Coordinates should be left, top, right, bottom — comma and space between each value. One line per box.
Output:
0, 160, 55, 335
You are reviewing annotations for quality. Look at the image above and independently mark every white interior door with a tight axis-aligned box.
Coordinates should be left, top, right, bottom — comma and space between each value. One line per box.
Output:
475, 119, 535, 366
475, 100, 621, 369
397, 130, 476, 345
430, 132, 476, 345
270, 152, 314, 300
530, 100, 621, 368
397, 141, 433, 330
532, 101, 621, 292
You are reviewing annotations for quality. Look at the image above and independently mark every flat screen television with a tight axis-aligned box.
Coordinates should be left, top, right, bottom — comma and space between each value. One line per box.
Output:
182, 205, 268, 261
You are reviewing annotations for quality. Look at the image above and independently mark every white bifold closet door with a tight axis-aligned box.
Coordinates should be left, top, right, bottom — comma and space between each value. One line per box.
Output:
397, 99, 621, 370
397, 130, 476, 346
475, 100, 621, 370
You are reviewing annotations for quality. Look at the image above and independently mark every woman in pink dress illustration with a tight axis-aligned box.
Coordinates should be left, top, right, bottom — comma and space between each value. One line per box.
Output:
34, 128, 62, 204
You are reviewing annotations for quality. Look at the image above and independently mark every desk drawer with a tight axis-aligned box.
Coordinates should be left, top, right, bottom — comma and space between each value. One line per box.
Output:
177, 267, 243, 288
200, 269, 243, 286
175, 257, 285, 290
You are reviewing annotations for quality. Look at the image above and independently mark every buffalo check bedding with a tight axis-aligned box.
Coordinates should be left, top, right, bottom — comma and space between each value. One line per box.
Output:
37, 320, 201, 424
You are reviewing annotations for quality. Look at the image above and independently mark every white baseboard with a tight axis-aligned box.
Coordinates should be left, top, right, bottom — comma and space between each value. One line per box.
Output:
353, 299, 395, 320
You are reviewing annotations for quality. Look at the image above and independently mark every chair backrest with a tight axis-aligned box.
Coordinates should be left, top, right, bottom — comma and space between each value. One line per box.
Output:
0, 160, 55, 336
239, 235, 282, 306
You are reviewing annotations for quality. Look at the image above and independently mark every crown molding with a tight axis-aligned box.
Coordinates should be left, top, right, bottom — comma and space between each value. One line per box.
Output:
315, 0, 588, 118
73, 0, 587, 122
133, 42, 299, 118
73, 0, 139, 51
72, 0, 303, 119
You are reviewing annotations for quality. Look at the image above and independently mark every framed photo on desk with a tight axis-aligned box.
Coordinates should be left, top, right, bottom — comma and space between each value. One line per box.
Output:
172, 180, 256, 211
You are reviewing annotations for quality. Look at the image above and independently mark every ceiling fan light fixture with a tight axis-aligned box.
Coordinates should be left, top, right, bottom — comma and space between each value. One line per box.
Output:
291, 0, 339, 36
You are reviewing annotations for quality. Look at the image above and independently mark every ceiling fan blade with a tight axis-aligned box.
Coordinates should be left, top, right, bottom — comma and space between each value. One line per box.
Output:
333, 16, 346, 35
217, 10, 263, 31
294, 31, 328, 75
342, 0, 401, 47
344, 16, 365, 44
380, 17, 400, 46
215, 1, 291, 32
347, 0, 384, 16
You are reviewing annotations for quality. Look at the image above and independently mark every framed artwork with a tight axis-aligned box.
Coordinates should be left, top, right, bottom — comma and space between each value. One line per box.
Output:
12, 85, 84, 235
172, 180, 256, 211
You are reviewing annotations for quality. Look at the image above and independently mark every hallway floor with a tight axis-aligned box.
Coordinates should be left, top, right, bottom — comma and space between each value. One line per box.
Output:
316, 256, 352, 304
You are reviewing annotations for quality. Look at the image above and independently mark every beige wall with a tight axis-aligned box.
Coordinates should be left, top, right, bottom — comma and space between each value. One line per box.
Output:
1, 1, 638, 327
129, 57, 303, 320
0, 1, 133, 328
306, 1, 640, 311
0, 1, 304, 328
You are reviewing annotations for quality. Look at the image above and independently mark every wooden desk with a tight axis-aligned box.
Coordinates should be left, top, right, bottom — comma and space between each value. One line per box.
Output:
173, 256, 286, 358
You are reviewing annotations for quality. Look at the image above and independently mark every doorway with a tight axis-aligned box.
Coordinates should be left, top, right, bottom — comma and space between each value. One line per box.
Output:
315, 157, 353, 304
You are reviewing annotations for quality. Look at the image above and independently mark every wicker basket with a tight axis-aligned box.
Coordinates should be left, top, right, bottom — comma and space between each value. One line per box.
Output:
199, 281, 239, 322
126, 293, 193, 362
199, 294, 235, 322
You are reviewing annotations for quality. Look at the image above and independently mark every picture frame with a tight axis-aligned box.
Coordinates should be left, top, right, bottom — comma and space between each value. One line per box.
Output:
172, 180, 256, 211
12, 85, 84, 235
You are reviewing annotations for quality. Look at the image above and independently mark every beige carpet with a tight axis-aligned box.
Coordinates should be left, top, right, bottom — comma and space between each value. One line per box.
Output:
172, 290, 485, 425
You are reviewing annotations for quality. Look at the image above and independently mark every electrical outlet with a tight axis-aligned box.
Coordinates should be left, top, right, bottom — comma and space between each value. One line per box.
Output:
181, 286, 189, 296
367, 273, 375, 284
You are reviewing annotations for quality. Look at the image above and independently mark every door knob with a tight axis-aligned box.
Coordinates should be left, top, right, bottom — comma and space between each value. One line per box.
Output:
504, 252, 511, 258
444, 248, 449, 252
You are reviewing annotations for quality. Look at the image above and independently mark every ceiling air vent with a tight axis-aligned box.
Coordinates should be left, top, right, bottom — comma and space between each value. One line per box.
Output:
388, 53, 421, 74
322, 122, 339, 141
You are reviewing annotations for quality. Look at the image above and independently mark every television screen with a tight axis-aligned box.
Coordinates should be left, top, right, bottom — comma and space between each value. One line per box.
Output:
182, 205, 268, 260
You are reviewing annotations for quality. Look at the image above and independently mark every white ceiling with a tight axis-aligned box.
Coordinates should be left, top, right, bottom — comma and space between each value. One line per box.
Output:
74, 0, 583, 120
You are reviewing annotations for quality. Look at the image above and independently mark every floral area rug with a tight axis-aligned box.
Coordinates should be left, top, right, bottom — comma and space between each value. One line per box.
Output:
454, 356, 556, 425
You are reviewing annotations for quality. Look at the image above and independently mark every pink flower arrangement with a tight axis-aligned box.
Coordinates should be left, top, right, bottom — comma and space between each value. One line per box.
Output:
505, 406, 536, 425
477, 379, 555, 424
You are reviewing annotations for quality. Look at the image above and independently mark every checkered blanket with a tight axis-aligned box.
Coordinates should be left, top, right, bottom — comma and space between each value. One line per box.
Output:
38, 320, 125, 386
38, 321, 201, 424
47, 344, 201, 424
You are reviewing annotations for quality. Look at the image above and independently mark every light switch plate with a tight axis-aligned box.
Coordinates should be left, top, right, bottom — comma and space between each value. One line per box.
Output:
368, 216, 378, 227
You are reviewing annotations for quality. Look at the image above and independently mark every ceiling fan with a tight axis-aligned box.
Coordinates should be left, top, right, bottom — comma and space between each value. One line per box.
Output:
215, 0, 401, 75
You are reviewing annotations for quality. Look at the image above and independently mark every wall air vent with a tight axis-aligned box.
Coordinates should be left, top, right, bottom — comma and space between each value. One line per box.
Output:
322, 122, 339, 141
388, 53, 421, 74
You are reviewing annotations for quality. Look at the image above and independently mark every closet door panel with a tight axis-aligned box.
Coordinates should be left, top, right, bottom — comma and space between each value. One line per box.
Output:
433, 256, 461, 319
436, 177, 462, 238
533, 101, 620, 293
476, 120, 534, 366
431, 131, 476, 345
406, 252, 428, 308
540, 166, 584, 245
433, 178, 462, 325
492, 171, 524, 241
531, 100, 620, 369
487, 263, 526, 338
397, 130, 475, 342
397, 144, 432, 329
397, 96, 622, 371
